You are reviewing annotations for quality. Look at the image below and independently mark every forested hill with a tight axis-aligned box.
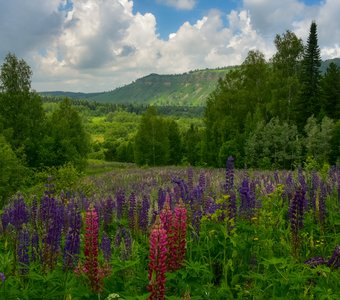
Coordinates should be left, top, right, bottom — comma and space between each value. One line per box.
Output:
40, 58, 339, 106
40, 67, 234, 106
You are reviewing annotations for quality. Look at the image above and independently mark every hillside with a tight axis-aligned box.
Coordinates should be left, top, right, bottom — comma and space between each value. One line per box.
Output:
40, 58, 340, 106
41, 67, 234, 106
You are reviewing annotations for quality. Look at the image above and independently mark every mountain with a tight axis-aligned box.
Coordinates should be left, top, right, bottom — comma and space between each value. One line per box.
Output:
40, 58, 340, 106
41, 67, 234, 106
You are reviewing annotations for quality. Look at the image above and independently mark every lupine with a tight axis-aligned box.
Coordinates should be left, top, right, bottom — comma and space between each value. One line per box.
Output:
8, 196, 29, 231
63, 201, 82, 270
0, 272, 5, 283
147, 216, 168, 300
31, 231, 40, 262
116, 189, 126, 219
158, 188, 166, 211
83, 205, 102, 293
128, 192, 137, 232
41, 196, 64, 270
199, 171, 206, 191
327, 244, 340, 268
168, 200, 187, 272
114, 226, 132, 260
289, 187, 304, 255
17, 227, 30, 274
318, 181, 327, 225
139, 195, 150, 233
187, 168, 193, 192
310, 171, 320, 212
103, 196, 115, 230
101, 232, 112, 263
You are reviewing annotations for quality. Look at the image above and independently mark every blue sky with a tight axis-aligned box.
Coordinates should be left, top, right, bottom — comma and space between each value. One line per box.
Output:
0, 0, 339, 92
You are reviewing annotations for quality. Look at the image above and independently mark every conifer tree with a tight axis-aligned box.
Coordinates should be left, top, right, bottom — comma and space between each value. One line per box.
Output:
295, 21, 322, 129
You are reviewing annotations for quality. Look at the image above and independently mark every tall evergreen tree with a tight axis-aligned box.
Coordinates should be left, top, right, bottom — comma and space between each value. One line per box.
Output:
295, 21, 322, 129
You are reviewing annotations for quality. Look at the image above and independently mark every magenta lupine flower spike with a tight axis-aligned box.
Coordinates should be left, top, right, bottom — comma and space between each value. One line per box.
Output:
84, 204, 101, 293
148, 216, 168, 300
168, 200, 187, 272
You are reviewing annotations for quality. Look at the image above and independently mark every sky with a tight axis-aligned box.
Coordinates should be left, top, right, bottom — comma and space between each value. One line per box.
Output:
0, 0, 340, 93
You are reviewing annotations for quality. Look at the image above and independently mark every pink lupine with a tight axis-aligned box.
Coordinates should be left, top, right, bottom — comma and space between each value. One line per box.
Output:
148, 216, 168, 300
84, 205, 101, 292
75, 205, 110, 293
168, 200, 187, 272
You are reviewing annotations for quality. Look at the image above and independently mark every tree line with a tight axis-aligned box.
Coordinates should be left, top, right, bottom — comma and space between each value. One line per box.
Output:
130, 22, 339, 169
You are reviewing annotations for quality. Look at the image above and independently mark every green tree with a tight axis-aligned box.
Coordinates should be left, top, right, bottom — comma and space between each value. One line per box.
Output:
134, 107, 169, 166
0, 53, 46, 167
329, 120, 340, 165
166, 119, 182, 165
295, 21, 322, 129
320, 62, 340, 119
42, 98, 90, 170
245, 118, 302, 169
304, 116, 334, 166
270, 30, 303, 120
183, 124, 202, 166
0, 52, 32, 94
0, 135, 27, 207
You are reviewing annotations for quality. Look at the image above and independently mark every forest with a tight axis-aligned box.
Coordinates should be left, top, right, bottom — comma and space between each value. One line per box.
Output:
0, 21, 339, 299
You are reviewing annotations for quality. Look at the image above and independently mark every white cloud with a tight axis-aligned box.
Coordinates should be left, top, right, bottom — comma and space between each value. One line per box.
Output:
157, 0, 196, 10
1, 0, 339, 92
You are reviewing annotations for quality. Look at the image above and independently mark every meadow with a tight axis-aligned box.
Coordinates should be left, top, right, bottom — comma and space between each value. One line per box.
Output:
1, 159, 340, 299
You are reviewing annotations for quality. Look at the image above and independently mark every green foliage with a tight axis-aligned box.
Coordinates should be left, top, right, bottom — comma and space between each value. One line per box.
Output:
245, 118, 302, 169
304, 116, 334, 167
0, 135, 27, 208
320, 62, 340, 120
134, 107, 170, 166
42, 98, 90, 170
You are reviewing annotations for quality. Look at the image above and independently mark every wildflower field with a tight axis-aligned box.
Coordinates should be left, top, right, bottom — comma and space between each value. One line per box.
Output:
1, 158, 340, 299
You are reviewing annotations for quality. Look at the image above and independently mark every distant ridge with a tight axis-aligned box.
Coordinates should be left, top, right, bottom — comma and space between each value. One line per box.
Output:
40, 58, 340, 106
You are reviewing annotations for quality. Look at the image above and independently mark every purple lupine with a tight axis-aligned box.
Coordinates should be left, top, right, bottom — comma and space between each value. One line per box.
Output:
114, 226, 132, 260
116, 189, 126, 220
225, 156, 235, 194
63, 201, 81, 270
8, 196, 30, 231
198, 171, 206, 191
0, 272, 5, 283
101, 232, 112, 262
172, 178, 189, 203
289, 187, 304, 254
283, 172, 294, 200
204, 196, 217, 216
192, 209, 202, 239
128, 192, 137, 232
31, 231, 40, 262
298, 168, 308, 210
139, 195, 150, 233
310, 171, 320, 212
40, 195, 64, 269
319, 181, 327, 225
17, 227, 30, 274
103, 196, 115, 230
327, 244, 340, 268
30, 197, 38, 228
239, 177, 251, 219
305, 256, 327, 268
187, 168, 194, 192
157, 188, 166, 211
